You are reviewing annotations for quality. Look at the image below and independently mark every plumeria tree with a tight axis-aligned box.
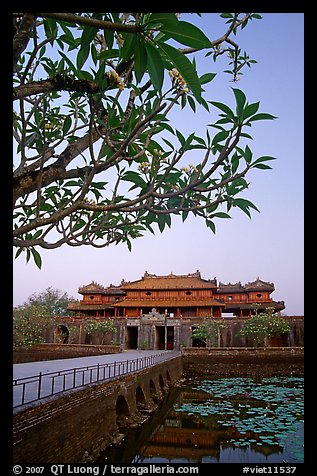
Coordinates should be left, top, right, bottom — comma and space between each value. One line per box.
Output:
13, 12, 276, 268
21, 286, 78, 315
83, 319, 117, 344
237, 309, 291, 346
191, 317, 225, 347
13, 304, 54, 348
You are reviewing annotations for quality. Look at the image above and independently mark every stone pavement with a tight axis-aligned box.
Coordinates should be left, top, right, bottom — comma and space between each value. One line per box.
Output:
13, 350, 180, 410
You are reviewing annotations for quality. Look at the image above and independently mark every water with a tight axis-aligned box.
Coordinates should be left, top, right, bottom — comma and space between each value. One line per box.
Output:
98, 376, 304, 464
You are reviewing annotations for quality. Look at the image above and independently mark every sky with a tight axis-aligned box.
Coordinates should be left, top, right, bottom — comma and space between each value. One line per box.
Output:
13, 13, 304, 315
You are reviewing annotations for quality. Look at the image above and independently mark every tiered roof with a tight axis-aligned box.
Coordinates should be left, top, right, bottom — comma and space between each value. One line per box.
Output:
77, 274, 277, 295
78, 281, 125, 295
216, 277, 275, 294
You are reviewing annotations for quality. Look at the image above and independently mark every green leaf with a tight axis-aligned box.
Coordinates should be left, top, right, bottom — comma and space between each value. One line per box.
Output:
59, 51, 78, 76
247, 113, 277, 122
182, 210, 189, 222
147, 13, 178, 28
233, 198, 259, 218
77, 25, 98, 70
199, 72, 216, 84
157, 214, 167, 232
212, 130, 229, 145
160, 21, 212, 49
181, 93, 186, 109
31, 248, 42, 269
252, 155, 276, 165
232, 88, 246, 116
120, 32, 137, 61
134, 39, 148, 83
145, 43, 164, 91
176, 129, 186, 146
210, 101, 234, 117
187, 95, 196, 112
103, 14, 114, 49
212, 212, 231, 218
77, 44, 90, 70
206, 219, 216, 233
63, 115, 72, 135
122, 171, 147, 189
252, 163, 272, 169
72, 219, 86, 232
242, 101, 260, 120
15, 247, 24, 259
157, 42, 202, 102
64, 180, 80, 187
231, 152, 240, 174
32, 229, 43, 240
244, 145, 253, 164
97, 48, 120, 60
162, 138, 175, 149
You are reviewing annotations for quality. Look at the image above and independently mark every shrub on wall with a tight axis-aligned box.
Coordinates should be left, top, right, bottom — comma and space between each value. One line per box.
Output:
237, 309, 291, 346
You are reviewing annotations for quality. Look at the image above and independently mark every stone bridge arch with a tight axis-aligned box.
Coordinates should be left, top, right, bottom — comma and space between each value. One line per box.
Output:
135, 386, 146, 410
115, 394, 130, 425
158, 373, 166, 392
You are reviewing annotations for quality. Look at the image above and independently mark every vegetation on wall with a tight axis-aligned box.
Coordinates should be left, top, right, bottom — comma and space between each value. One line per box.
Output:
82, 319, 117, 344
191, 317, 226, 347
237, 309, 291, 346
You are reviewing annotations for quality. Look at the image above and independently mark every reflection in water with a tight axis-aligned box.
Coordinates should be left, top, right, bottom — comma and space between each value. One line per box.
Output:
98, 377, 304, 464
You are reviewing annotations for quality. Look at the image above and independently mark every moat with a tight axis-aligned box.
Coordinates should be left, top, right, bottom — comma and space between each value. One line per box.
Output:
97, 376, 304, 464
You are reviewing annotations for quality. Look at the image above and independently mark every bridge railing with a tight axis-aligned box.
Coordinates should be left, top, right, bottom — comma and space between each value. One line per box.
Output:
13, 351, 180, 408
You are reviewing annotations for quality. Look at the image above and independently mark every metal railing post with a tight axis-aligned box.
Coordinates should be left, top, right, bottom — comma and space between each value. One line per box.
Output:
37, 372, 42, 400
21, 383, 26, 405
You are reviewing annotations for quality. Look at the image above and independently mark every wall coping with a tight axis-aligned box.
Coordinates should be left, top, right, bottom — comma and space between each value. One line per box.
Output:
181, 346, 304, 354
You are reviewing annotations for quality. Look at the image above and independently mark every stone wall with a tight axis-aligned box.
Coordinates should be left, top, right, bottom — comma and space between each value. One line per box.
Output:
182, 347, 304, 378
115, 315, 304, 350
13, 343, 121, 363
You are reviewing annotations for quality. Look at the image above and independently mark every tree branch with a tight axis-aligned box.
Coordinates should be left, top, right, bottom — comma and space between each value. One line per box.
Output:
33, 13, 140, 33
13, 13, 36, 73
13, 76, 102, 101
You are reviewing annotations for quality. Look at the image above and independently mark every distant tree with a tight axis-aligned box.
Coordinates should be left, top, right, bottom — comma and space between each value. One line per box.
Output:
13, 12, 276, 267
237, 309, 291, 346
19, 286, 77, 315
191, 317, 225, 347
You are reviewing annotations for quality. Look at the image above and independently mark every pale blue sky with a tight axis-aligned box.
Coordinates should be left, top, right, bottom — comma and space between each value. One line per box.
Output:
13, 13, 304, 315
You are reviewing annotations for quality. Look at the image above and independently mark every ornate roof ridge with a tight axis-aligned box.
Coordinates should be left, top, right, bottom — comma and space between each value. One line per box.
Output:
244, 277, 275, 290
143, 270, 202, 279
78, 281, 106, 294
218, 281, 243, 287
141, 270, 216, 282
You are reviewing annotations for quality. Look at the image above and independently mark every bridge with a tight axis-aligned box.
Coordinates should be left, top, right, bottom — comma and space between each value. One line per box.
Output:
13, 350, 183, 463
